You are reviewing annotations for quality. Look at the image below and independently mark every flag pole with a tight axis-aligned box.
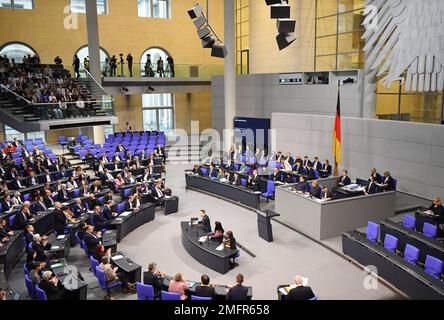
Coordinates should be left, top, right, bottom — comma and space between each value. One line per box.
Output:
333, 80, 341, 177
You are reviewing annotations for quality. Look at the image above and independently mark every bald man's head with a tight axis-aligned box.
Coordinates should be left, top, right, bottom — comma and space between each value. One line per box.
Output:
294, 275, 303, 286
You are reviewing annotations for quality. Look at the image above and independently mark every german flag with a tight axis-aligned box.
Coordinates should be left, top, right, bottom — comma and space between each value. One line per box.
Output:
333, 85, 342, 171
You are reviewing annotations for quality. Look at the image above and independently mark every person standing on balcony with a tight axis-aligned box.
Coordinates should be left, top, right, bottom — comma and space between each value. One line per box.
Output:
157, 57, 165, 77
72, 55, 80, 78
167, 56, 175, 78
126, 53, 133, 77
84, 56, 90, 73
110, 55, 117, 77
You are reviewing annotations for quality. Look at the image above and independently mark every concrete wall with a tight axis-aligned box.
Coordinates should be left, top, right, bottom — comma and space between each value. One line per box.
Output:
212, 73, 363, 132
271, 113, 444, 199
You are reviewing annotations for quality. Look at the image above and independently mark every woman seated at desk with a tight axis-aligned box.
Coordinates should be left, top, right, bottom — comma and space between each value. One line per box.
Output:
168, 272, 189, 300
224, 231, 237, 268
428, 197, 444, 223
216, 168, 225, 181
114, 174, 125, 189
208, 221, 224, 243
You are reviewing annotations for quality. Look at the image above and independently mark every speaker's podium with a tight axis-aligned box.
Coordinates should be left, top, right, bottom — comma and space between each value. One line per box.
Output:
256, 210, 280, 242
163, 196, 179, 215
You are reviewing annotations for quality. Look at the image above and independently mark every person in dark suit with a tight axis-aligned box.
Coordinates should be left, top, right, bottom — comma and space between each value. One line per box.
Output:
286, 275, 316, 301
39, 271, 64, 300
23, 224, 36, 248
306, 163, 316, 181
251, 170, 261, 192
155, 144, 166, 163
272, 168, 282, 182
198, 209, 211, 233
27, 172, 39, 187
320, 187, 332, 200
296, 176, 309, 193
87, 194, 101, 210
312, 157, 322, 171
71, 198, 85, 218
116, 143, 127, 153
53, 202, 67, 236
11, 177, 25, 190
230, 172, 241, 186
83, 225, 101, 255
14, 206, 32, 230
91, 206, 107, 231
195, 275, 215, 298
320, 159, 332, 178
31, 234, 50, 262
370, 168, 382, 183
227, 274, 249, 300
338, 170, 351, 186
143, 262, 165, 299
365, 176, 379, 195
102, 200, 117, 220
43, 190, 55, 208
2, 195, 12, 212
293, 162, 304, 175
302, 156, 312, 168
377, 171, 396, 191
310, 181, 322, 199
124, 195, 135, 211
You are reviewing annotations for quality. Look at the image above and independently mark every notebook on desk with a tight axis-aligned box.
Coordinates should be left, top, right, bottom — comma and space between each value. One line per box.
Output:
278, 277, 309, 295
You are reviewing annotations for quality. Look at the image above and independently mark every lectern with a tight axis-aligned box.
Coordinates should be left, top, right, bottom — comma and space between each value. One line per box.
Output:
256, 210, 280, 242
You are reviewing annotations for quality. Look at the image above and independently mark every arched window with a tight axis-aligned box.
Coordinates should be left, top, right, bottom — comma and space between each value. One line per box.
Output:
0, 42, 37, 63
75, 46, 109, 65
140, 47, 170, 77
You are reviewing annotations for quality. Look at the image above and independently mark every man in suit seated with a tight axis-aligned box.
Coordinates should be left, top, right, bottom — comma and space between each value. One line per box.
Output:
1, 195, 13, 213
286, 275, 315, 301
230, 172, 241, 186
293, 162, 304, 175
143, 262, 165, 299
71, 198, 86, 218
296, 176, 309, 193
27, 172, 39, 187
102, 200, 118, 220
306, 163, 316, 181
155, 143, 166, 164
365, 176, 379, 195
195, 274, 215, 298
320, 187, 332, 200
83, 225, 102, 256
238, 162, 248, 174
32, 233, 51, 262
224, 159, 234, 172
377, 171, 396, 192
227, 273, 249, 300
39, 271, 64, 300
14, 205, 33, 230
43, 190, 55, 208
310, 180, 322, 199
338, 170, 351, 186
197, 209, 211, 233
312, 157, 322, 171
251, 170, 261, 192
125, 172, 136, 185
272, 167, 282, 182
87, 194, 101, 210
92, 206, 108, 231
40, 170, 52, 184
302, 156, 311, 168
12, 176, 25, 190
116, 143, 127, 153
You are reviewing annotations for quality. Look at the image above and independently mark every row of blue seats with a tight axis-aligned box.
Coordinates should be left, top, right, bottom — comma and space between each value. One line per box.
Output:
366, 221, 443, 279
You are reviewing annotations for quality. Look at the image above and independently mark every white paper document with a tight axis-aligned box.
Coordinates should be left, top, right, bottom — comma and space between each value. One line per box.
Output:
216, 244, 225, 251
120, 211, 132, 217
112, 255, 124, 260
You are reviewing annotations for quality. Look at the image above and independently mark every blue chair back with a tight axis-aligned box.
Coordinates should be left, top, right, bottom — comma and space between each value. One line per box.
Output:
23, 263, 29, 275
73, 189, 80, 197
423, 223, 438, 239
74, 232, 81, 246
35, 284, 48, 300
402, 215, 416, 230
123, 188, 133, 199
383, 234, 398, 254
191, 295, 212, 300
267, 180, 275, 193
404, 244, 420, 265
136, 283, 155, 300
366, 221, 379, 243
8, 215, 16, 228
25, 274, 36, 299
424, 255, 443, 279
95, 266, 108, 289
241, 179, 246, 187
201, 168, 208, 176
161, 291, 181, 300
90, 257, 99, 276
117, 202, 125, 214
81, 240, 89, 256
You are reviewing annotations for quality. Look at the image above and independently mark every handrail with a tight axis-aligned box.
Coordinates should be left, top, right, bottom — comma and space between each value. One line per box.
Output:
31, 99, 113, 106
80, 63, 107, 93
0, 84, 32, 104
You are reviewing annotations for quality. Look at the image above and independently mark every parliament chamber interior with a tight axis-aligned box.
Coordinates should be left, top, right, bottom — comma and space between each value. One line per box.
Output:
0, 0, 443, 306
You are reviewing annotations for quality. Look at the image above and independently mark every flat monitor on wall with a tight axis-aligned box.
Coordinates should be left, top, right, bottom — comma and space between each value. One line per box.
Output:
233, 117, 271, 155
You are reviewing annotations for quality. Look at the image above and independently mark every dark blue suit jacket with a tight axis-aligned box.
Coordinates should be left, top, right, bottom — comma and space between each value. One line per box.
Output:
226, 284, 249, 300
102, 206, 113, 220
72, 204, 84, 217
